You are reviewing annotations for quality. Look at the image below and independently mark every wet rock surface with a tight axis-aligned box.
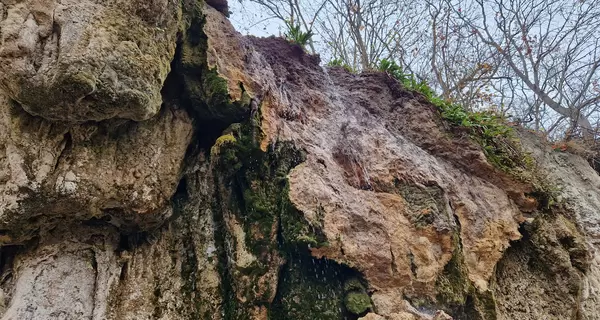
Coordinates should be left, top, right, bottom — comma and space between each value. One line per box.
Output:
0, 1, 598, 319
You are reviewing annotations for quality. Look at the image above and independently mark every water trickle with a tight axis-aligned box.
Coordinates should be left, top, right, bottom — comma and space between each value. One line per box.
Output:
271, 250, 367, 319
320, 66, 341, 102
321, 66, 373, 190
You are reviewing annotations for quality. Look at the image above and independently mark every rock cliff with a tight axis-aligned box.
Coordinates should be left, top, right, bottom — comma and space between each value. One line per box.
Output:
0, 1, 598, 319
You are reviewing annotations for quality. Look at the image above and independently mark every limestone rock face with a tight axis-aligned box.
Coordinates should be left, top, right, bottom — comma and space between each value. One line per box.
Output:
197, 5, 598, 319
0, 0, 181, 122
0, 1, 599, 320
0, 160, 222, 320
504, 132, 600, 319
0, 94, 193, 244
200, 6, 524, 316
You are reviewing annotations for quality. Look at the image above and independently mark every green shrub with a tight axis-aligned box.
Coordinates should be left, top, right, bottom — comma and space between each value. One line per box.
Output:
378, 59, 426, 91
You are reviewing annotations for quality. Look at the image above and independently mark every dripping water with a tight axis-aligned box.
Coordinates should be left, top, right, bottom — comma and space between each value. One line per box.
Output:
321, 65, 373, 190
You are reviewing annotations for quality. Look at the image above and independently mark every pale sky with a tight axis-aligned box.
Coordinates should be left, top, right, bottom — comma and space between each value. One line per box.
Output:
228, 1, 285, 37
227, 1, 332, 61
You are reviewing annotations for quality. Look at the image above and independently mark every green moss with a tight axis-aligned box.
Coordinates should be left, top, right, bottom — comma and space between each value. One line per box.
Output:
528, 214, 590, 274
343, 278, 366, 293
270, 255, 346, 320
279, 186, 328, 250
270, 254, 373, 319
434, 233, 498, 320
344, 292, 372, 315
211, 133, 237, 157
435, 233, 470, 307
211, 183, 240, 320
341, 277, 372, 316
209, 100, 371, 319
170, 183, 215, 318
177, 4, 250, 123
176, 2, 340, 317
212, 113, 323, 256
471, 291, 498, 320
211, 108, 334, 317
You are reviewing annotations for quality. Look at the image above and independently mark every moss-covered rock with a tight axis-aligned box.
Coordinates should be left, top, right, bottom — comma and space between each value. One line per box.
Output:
0, 0, 180, 122
344, 292, 371, 315
341, 278, 371, 316
394, 180, 450, 229
434, 233, 498, 320
493, 211, 590, 320
435, 234, 469, 307
343, 278, 366, 294
270, 255, 346, 320
177, 4, 251, 123
209, 106, 337, 318
212, 114, 318, 255
528, 213, 590, 274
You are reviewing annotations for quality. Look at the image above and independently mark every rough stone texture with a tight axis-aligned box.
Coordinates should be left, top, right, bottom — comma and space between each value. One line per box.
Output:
199, 5, 598, 319
0, 94, 193, 244
106, 159, 223, 320
0, 225, 120, 320
0, 1, 599, 320
507, 131, 600, 320
0, 157, 222, 320
494, 213, 586, 319
213, 174, 285, 320
200, 8, 524, 316
0, 0, 181, 122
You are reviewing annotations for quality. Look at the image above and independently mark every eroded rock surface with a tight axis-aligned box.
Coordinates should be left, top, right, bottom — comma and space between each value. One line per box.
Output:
0, 0, 599, 320
0, 0, 181, 122
0, 94, 193, 244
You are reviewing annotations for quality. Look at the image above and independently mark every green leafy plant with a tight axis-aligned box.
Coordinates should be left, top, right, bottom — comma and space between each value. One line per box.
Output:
378, 59, 405, 81
327, 58, 344, 67
284, 21, 313, 49
378, 59, 432, 94
327, 58, 355, 73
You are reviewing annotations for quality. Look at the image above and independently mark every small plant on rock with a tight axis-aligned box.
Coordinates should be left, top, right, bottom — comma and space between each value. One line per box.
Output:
327, 58, 355, 73
342, 278, 372, 315
284, 21, 313, 49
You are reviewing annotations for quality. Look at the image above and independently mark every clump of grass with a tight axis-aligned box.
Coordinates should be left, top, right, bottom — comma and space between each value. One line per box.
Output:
378, 59, 429, 93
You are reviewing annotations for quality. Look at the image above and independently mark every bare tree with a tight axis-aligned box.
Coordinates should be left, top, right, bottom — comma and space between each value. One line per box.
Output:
318, 0, 425, 71
427, 0, 506, 109
232, 0, 600, 139
236, 0, 426, 71
449, 0, 600, 138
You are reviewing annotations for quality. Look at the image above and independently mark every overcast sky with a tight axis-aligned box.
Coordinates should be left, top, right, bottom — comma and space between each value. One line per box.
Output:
228, 1, 284, 37
227, 1, 332, 62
